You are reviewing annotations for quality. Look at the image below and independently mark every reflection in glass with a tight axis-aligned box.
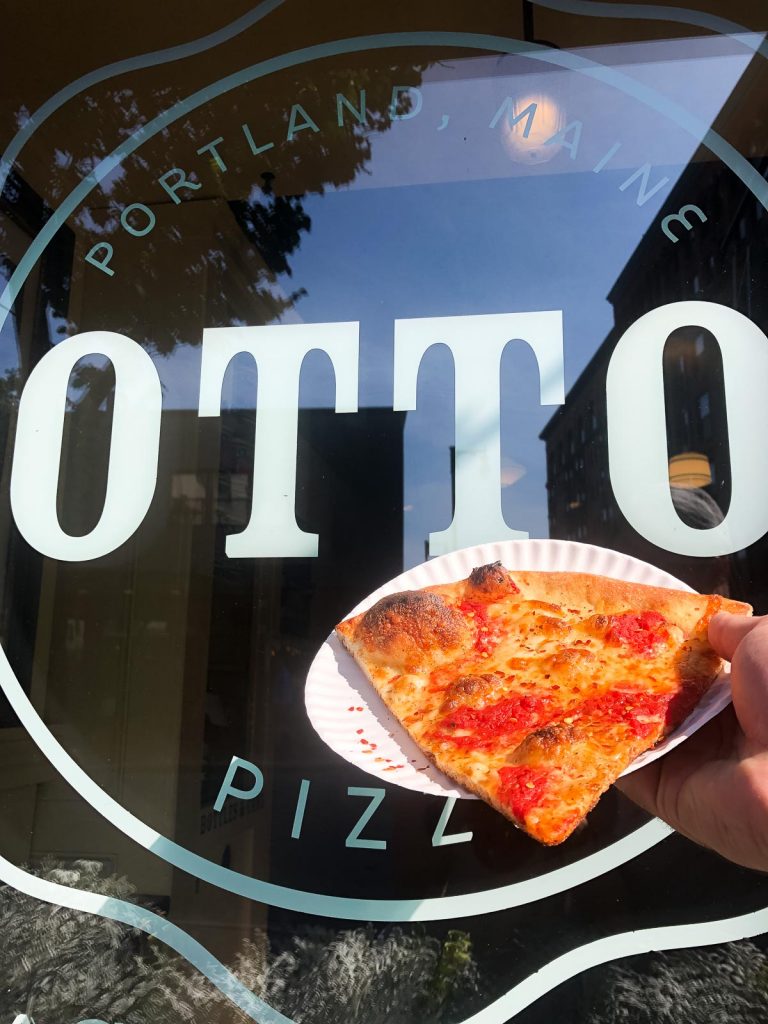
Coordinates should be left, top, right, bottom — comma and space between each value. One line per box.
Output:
0, 859, 478, 1024
1, 15, 768, 1022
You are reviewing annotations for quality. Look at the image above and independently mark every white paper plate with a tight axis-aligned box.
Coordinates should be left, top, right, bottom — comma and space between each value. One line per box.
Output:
305, 540, 732, 797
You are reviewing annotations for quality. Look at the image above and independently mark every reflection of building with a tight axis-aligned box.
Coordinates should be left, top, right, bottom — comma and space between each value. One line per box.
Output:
0, 156, 407, 968
0, 400, 404, 956
541, 151, 768, 607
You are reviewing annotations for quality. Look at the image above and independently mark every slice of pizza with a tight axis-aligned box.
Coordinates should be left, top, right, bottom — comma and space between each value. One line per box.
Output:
335, 562, 751, 845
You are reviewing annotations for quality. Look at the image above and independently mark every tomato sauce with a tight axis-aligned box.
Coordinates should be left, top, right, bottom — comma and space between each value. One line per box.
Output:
497, 765, 551, 817
606, 611, 669, 656
433, 693, 553, 748
563, 688, 674, 739
458, 600, 503, 654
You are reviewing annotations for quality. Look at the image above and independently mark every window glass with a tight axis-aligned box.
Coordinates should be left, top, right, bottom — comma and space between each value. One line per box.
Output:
2, 4, 768, 1023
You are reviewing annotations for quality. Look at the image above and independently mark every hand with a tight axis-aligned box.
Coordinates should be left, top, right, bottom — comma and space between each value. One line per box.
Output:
618, 612, 768, 871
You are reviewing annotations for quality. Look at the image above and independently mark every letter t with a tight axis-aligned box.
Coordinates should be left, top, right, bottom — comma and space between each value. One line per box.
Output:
199, 322, 359, 557
394, 312, 564, 556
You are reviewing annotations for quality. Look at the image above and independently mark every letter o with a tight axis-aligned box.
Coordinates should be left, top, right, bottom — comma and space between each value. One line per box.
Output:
120, 202, 156, 237
11, 331, 161, 561
606, 301, 768, 557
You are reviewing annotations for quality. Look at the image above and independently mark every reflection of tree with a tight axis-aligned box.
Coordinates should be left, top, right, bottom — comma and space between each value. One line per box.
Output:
232, 172, 310, 278
0, 860, 477, 1024
233, 925, 477, 1024
2, 61, 426, 406
0, 173, 76, 370
0, 368, 20, 410
0, 860, 208, 1023
583, 942, 768, 1023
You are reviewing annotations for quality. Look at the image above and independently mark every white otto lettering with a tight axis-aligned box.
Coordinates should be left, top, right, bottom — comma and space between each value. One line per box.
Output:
607, 301, 768, 556
11, 332, 161, 561
393, 311, 565, 556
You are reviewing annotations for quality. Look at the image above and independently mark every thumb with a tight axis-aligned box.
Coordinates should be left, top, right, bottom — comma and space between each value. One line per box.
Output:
708, 611, 762, 662
709, 613, 768, 744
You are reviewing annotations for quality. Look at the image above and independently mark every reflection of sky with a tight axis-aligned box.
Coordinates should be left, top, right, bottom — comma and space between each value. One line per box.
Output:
281, 172, 680, 566
154, 36, 754, 569
351, 34, 758, 193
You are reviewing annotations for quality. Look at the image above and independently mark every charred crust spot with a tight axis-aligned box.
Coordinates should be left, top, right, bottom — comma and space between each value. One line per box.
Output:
468, 561, 519, 599
512, 722, 577, 761
533, 724, 572, 748
469, 562, 505, 589
586, 613, 610, 634
360, 591, 461, 637
452, 674, 486, 696
440, 673, 498, 712
357, 590, 469, 668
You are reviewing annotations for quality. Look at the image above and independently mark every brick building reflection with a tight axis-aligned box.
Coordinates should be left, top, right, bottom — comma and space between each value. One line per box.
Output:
541, 154, 768, 609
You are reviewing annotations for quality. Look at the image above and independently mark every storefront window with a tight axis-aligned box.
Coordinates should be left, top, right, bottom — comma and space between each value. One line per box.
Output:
2, 3, 768, 1022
